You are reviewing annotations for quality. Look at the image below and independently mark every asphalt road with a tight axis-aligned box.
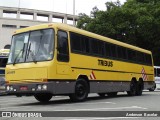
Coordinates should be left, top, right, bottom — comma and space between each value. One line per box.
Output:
0, 91, 160, 120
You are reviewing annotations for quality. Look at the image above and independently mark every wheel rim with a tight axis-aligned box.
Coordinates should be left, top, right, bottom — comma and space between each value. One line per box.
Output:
75, 83, 86, 97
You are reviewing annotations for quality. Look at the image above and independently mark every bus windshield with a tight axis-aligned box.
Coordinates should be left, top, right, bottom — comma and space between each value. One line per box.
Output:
8, 29, 54, 64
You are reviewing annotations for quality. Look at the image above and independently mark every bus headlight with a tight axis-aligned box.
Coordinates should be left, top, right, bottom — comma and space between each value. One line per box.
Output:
6, 86, 14, 91
37, 84, 47, 91
37, 85, 42, 90
42, 84, 47, 90
6, 86, 10, 91
10, 86, 13, 91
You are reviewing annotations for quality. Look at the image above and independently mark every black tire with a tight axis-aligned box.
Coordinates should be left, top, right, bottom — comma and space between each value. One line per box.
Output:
98, 93, 106, 97
34, 93, 52, 103
136, 81, 143, 96
149, 84, 156, 91
107, 92, 117, 97
149, 87, 155, 91
127, 80, 137, 96
69, 79, 89, 102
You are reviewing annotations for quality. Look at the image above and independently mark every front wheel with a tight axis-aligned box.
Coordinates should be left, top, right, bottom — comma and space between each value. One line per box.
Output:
34, 93, 52, 103
69, 79, 89, 102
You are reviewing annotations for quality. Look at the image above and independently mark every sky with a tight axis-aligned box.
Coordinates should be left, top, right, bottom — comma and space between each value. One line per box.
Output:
0, 0, 126, 15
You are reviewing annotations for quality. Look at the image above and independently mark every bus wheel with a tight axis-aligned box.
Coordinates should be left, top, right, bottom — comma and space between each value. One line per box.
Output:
69, 79, 89, 102
98, 93, 106, 97
34, 93, 52, 103
107, 92, 117, 97
127, 80, 137, 96
148, 83, 156, 91
136, 81, 143, 96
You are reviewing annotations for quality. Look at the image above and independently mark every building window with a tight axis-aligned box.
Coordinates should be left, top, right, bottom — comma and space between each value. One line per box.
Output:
2, 24, 17, 28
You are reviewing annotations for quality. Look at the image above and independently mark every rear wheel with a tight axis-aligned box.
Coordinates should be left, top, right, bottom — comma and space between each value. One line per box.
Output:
107, 92, 117, 97
34, 93, 52, 103
127, 80, 137, 96
136, 80, 143, 96
69, 79, 89, 102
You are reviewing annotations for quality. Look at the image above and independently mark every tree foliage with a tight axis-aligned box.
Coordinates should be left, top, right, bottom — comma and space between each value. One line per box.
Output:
77, 0, 160, 65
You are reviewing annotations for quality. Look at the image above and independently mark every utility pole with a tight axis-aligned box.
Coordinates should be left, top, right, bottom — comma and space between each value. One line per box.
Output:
73, 0, 75, 26
18, 0, 20, 9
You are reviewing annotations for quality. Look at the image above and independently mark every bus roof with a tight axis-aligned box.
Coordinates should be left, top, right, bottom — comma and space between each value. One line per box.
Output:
14, 23, 151, 54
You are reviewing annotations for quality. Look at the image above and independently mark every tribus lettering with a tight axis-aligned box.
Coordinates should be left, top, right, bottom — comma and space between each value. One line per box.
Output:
98, 59, 113, 67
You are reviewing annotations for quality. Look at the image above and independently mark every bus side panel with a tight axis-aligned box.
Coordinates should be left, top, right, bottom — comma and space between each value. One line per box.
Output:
70, 53, 154, 93
89, 81, 130, 93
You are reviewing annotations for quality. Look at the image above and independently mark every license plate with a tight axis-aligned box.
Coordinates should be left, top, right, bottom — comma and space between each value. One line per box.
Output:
20, 86, 28, 91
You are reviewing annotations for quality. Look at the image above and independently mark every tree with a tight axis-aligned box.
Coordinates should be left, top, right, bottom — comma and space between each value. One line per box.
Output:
76, 13, 91, 30
77, 0, 160, 65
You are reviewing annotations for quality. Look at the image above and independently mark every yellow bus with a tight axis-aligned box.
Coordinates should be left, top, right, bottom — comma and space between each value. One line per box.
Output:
0, 48, 9, 93
5, 23, 154, 102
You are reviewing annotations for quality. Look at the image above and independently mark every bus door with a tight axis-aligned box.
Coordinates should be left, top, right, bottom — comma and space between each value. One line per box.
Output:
56, 30, 70, 75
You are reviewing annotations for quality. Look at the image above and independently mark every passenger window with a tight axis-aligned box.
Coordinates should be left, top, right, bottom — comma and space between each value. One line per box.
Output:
57, 30, 69, 62
70, 32, 82, 52
117, 46, 127, 59
110, 44, 117, 58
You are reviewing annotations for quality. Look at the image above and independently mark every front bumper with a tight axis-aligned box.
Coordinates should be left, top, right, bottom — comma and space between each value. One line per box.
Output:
5, 81, 75, 96
6, 82, 54, 95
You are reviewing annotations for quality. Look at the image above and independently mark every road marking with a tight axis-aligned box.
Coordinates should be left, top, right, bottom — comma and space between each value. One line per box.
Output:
56, 106, 147, 111
0, 102, 115, 111
0, 106, 34, 110
71, 102, 116, 105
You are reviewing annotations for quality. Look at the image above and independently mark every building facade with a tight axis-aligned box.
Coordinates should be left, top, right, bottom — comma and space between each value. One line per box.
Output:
0, 6, 78, 49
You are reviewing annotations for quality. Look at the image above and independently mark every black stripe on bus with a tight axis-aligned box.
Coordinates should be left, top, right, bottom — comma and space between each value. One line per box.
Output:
71, 67, 154, 75
47, 79, 154, 82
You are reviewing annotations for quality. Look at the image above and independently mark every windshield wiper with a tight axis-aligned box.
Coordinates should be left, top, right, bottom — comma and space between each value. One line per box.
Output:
27, 43, 37, 63
13, 43, 26, 65
13, 49, 23, 65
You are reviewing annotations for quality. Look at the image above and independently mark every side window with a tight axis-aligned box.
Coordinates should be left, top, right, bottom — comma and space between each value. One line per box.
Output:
82, 36, 90, 54
70, 32, 82, 52
137, 52, 145, 63
145, 54, 152, 65
70, 32, 91, 54
117, 46, 127, 59
110, 44, 117, 58
57, 30, 69, 62
105, 43, 117, 58
90, 39, 104, 56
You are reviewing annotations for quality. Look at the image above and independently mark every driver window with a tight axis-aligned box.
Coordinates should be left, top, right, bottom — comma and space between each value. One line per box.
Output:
57, 30, 69, 62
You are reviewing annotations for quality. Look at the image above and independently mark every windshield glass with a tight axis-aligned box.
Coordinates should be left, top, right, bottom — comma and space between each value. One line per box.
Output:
8, 29, 54, 64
